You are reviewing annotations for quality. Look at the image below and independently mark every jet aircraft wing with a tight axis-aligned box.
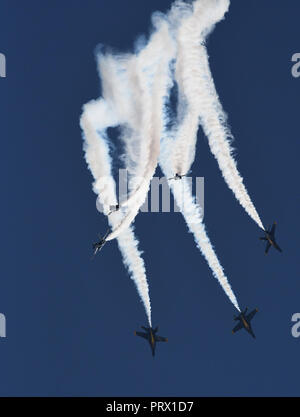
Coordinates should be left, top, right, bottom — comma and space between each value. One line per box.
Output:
232, 322, 243, 334
135, 331, 148, 339
155, 336, 168, 342
270, 222, 276, 236
246, 309, 258, 322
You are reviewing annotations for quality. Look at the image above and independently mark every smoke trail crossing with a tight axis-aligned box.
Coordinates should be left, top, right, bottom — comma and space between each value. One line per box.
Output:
172, 0, 264, 230
160, 138, 240, 311
105, 17, 176, 241
80, 0, 264, 319
155, 0, 241, 311
80, 100, 152, 326
169, 0, 230, 175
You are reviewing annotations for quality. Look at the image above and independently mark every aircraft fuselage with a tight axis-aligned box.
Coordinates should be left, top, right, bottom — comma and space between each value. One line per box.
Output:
150, 331, 156, 355
241, 316, 249, 329
266, 233, 274, 246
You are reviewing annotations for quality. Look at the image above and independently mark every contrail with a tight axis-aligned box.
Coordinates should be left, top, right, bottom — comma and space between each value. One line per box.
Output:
80, 0, 255, 316
197, 46, 264, 230
103, 16, 176, 241
170, 0, 230, 176
80, 100, 152, 326
170, 0, 264, 230
156, 0, 241, 311
160, 137, 240, 312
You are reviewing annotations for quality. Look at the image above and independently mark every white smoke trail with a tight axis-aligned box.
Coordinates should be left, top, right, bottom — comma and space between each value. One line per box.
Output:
169, 0, 230, 175
97, 53, 144, 169
196, 47, 264, 230
170, 0, 264, 230
96, 54, 151, 210
104, 17, 176, 241
160, 140, 240, 311
80, 100, 152, 326
153, 0, 241, 311
80, 0, 247, 315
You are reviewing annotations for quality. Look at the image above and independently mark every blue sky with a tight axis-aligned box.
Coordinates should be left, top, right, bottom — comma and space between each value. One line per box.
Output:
0, 0, 299, 396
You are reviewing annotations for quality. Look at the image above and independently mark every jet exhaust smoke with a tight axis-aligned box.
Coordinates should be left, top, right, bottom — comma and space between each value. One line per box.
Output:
81, 101, 152, 326
81, 0, 265, 319
168, 0, 264, 230
103, 17, 176, 241
160, 142, 241, 312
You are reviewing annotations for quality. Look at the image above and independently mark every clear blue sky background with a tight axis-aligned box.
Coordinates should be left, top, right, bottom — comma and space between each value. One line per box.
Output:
0, 0, 299, 396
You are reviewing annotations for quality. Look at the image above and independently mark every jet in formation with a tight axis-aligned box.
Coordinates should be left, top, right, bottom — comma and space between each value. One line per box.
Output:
135, 326, 168, 357
92, 230, 109, 258
232, 307, 258, 338
168, 173, 187, 181
260, 222, 282, 254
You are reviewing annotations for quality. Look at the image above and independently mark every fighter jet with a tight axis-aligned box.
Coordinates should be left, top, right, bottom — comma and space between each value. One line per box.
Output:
168, 173, 187, 181
108, 204, 120, 215
260, 222, 282, 254
134, 326, 168, 357
232, 308, 258, 339
92, 230, 109, 258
